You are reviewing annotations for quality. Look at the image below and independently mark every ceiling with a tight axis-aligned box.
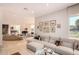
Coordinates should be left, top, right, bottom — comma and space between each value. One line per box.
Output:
0, 3, 76, 17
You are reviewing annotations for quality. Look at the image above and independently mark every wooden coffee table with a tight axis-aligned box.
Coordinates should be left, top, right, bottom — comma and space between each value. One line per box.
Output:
11, 52, 21, 55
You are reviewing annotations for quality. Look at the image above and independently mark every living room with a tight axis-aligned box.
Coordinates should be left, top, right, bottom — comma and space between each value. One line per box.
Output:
0, 3, 79, 55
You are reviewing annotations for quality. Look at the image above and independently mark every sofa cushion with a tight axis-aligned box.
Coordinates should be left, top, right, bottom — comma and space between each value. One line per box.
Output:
44, 38, 49, 42
29, 42, 44, 49
74, 50, 79, 55
49, 37, 59, 44
61, 38, 74, 48
55, 46, 73, 55
27, 42, 44, 52
40, 36, 46, 41
49, 39, 55, 44
26, 37, 35, 43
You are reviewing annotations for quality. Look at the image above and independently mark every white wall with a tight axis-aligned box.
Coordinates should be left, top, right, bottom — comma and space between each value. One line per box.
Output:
35, 8, 69, 38
0, 7, 3, 46
35, 4, 79, 38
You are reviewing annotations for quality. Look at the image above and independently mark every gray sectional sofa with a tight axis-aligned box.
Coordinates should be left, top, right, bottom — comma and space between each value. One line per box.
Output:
26, 36, 79, 55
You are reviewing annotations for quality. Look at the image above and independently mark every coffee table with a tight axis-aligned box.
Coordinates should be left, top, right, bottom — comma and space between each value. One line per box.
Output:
35, 47, 58, 55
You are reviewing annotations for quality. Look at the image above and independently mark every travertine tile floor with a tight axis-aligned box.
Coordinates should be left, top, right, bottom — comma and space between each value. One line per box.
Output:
0, 38, 34, 55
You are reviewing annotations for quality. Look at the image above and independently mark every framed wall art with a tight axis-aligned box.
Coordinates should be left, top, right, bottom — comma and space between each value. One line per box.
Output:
37, 20, 56, 33
50, 20, 56, 32
50, 20, 56, 26
57, 24, 61, 28
43, 21, 50, 33
39, 22, 43, 31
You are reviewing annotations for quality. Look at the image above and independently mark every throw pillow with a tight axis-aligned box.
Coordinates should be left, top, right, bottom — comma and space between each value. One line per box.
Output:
76, 44, 79, 50
55, 40, 62, 46
34, 35, 41, 40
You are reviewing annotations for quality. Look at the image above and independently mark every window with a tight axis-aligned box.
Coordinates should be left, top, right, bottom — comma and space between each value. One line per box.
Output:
69, 16, 79, 38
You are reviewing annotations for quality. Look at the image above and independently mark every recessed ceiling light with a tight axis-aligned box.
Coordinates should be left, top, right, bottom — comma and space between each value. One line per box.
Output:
32, 11, 34, 14
46, 3, 49, 7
